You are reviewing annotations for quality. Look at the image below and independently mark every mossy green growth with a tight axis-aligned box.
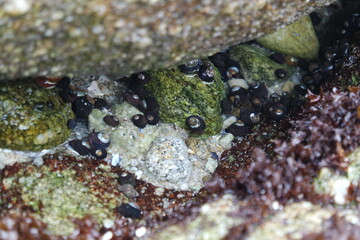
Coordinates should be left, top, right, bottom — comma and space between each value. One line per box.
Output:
256, 15, 319, 60
5, 165, 121, 236
145, 61, 225, 138
0, 79, 74, 151
229, 44, 295, 85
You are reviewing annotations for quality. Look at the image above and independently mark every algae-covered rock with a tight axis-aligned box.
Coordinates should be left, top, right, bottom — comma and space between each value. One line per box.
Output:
256, 15, 319, 60
229, 44, 296, 85
146, 62, 225, 138
0, 79, 74, 151
3, 164, 122, 236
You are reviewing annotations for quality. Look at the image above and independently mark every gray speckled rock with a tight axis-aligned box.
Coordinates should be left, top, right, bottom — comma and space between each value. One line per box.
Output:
0, 0, 334, 80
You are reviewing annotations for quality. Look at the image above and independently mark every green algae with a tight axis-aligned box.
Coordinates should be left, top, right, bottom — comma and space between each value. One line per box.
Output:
229, 44, 296, 84
145, 61, 225, 138
0, 79, 74, 151
4, 164, 122, 236
256, 15, 319, 60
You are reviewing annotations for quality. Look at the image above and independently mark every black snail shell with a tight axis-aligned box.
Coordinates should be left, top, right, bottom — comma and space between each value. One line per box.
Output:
126, 93, 142, 109
269, 103, 287, 120
69, 139, 90, 156
221, 98, 233, 114
250, 96, 264, 112
56, 76, 71, 89
269, 93, 281, 104
145, 112, 160, 125
269, 53, 286, 64
198, 64, 215, 83
132, 72, 151, 85
185, 115, 206, 133
118, 172, 136, 186
225, 121, 250, 137
91, 148, 108, 160
239, 107, 261, 125
103, 115, 120, 127
294, 84, 308, 96
72, 96, 94, 119
88, 132, 110, 149
179, 59, 202, 74
275, 68, 287, 78
143, 96, 159, 113
209, 52, 228, 69
117, 203, 142, 219
248, 82, 268, 98
94, 98, 109, 110
59, 88, 77, 103
128, 84, 147, 99
131, 114, 148, 128
67, 119, 77, 129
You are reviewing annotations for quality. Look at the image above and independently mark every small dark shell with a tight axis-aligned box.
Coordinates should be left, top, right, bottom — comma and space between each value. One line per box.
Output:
131, 114, 148, 128
91, 148, 108, 160
309, 63, 321, 73
125, 94, 142, 109
225, 121, 250, 137
128, 84, 147, 99
275, 68, 287, 78
143, 97, 159, 113
59, 88, 77, 103
94, 98, 109, 110
302, 75, 320, 94
72, 96, 94, 118
218, 68, 231, 82
56, 76, 71, 89
185, 115, 206, 133
269, 103, 287, 120
297, 59, 310, 71
67, 119, 77, 129
294, 84, 308, 96
239, 107, 260, 125
117, 75, 133, 84
221, 99, 233, 114
280, 94, 291, 109
145, 112, 160, 125
229, 86, 248, 103
88, 132, 110, 149
179, 59, 202, 74
132, 72, 151, 85
118, 172, 136, 186
248, 82, 268, 98
209, 52, 229, 69
269, 53, 286, 64
250, 96, 263, 112
103, 115, 120, 127
321, 61, 334, 73
69, 139, 90, 156
198, 64, 215, 83
117, 203, 142, 219
269, 93, 281, 103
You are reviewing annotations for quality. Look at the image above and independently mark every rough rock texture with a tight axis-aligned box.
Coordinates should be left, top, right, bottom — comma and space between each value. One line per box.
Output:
0, 79, 74, 151
146, 62, 225, 138
0, 0, 334, 80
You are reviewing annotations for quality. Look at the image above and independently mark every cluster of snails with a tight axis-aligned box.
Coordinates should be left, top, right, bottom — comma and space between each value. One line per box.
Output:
119, 72, 160, 128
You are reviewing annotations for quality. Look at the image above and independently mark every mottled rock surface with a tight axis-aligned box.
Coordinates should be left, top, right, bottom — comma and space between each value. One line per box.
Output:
0, 0, 334, 80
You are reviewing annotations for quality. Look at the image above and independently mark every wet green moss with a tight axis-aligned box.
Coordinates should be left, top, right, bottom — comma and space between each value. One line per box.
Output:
146, 62, 225, 138
0, 79, 74, 151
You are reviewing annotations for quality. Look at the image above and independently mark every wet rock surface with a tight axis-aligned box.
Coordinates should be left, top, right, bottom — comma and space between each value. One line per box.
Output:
0, 0, 334, 80
0, 79, 74, 151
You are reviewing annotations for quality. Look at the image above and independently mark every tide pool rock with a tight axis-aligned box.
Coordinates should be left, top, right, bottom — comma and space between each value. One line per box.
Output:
229, 44, 296, 85
146, 61, 225, 138
0, 79, 74, 151
256, 15, 319, 60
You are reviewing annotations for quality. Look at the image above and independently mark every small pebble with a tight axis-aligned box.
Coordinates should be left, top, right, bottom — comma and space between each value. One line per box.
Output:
118, 184, 139, 199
